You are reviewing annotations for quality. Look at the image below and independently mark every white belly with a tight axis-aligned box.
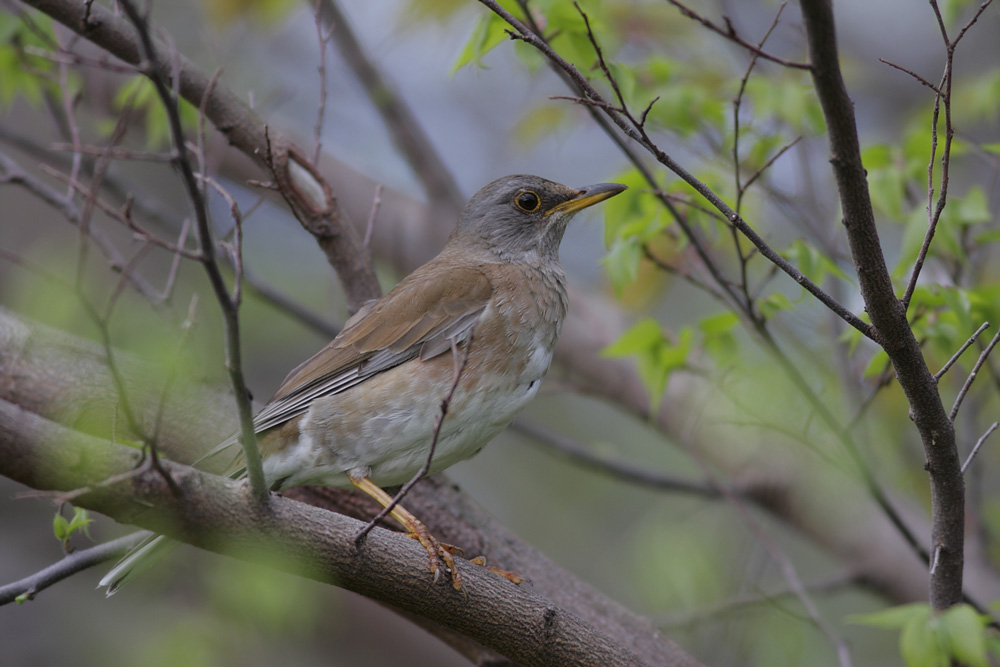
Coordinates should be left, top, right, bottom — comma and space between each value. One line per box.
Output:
263, 345, 552, 490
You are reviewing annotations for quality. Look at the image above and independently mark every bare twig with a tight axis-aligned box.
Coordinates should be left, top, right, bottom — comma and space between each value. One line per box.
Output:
22, 0, 381, 311
660, 572, 857, 629
0, 533, 148, 605
935, 321, 989, 382
513, 418, 721, 498
685, 433, 854, 667
877, 58, 942, 94
355, 328, 476, 543
962, 422, 999, 475
950, 328, 1000, 421
317, 0, 464, 211
663, 0, 811, 70
311, 0, 333, 167
0, 151, 165, 303
117, 0, 266, 501
899, 0, 993, 308
801, 0, 965, 609
363, 183, 383, 248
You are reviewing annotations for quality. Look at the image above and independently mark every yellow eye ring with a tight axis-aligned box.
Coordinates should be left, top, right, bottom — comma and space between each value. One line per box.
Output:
514, 190, 541, 212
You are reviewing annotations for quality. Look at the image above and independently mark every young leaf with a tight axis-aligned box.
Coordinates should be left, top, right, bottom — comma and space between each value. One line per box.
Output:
939, 604, 989, 667
848, 602, 930, 629
452, 11, 510, 73
900, 612, 947, 667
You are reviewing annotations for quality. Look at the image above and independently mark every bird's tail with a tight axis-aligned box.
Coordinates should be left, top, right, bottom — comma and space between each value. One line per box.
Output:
99, 533, 179, 595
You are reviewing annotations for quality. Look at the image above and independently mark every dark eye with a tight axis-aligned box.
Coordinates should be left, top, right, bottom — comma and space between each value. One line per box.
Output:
514, 191, 541, 212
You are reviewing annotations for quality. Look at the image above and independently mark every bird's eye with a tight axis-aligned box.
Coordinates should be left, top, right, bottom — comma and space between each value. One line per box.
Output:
514, 191, 541, 212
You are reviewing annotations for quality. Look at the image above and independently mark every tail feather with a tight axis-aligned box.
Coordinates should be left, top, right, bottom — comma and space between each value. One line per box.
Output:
99, 533, 179, 595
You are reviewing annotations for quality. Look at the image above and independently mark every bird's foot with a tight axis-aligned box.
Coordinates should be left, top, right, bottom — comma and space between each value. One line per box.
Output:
404, 526, 463, 590
469, 555, 524, 585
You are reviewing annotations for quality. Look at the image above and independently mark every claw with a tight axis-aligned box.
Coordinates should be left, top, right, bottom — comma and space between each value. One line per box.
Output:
405, 527, 462, 590
469, 555, 523, 585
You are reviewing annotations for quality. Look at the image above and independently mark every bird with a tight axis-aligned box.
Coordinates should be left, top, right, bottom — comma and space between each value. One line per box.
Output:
101, 174, 626, 592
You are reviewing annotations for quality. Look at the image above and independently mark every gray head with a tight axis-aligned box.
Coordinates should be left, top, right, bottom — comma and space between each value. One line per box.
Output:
450, 175, 626, 262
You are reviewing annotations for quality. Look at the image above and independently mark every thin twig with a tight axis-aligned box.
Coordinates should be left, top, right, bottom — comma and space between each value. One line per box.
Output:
962, 422, 999, 474
363, 183, 383, 248
355, 327, 476, 542
318, 0, 464, 210
684, 430, 854, 667
513, 418, 721, 498
663, 0, 811, 70
0, 533, 148, 605
118, 0, 266, 502
950, 328, 1000, 421
877, 58, 942, 94
660, 572, 857, 629
934, 321, 989, 382
312, 0, 333, 167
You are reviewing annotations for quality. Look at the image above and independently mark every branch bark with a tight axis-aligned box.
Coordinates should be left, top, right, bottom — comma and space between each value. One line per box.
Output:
0, 399, 672, 667
0, 307, 701, 667
799, 0, 964, 609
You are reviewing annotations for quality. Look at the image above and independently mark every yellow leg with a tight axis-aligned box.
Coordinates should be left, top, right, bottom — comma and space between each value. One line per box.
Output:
351, 477, 462, 590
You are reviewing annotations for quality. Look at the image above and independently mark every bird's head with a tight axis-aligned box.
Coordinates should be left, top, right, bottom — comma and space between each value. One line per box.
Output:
451, 174, 626, 263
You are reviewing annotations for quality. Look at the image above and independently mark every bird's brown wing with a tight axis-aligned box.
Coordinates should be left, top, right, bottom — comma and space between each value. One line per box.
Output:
248, 263, 492, 434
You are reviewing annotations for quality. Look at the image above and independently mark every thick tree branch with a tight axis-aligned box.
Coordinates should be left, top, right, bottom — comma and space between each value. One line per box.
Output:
798, 0, 963, 610
0, 307, 700, 666
0, 399, 691, 667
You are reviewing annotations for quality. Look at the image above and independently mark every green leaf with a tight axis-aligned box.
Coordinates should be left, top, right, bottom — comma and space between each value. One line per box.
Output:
781, 239, 850, 286
602, 320, 690, 413
52, 506, 93, 548
759, 292, 794, 320
52, 513, 69, 542
849, 602, 930, 629
940, 604, 989, 667
602, 236, 643, 294
66, 506, 94, 539
451, 10, 510, 73
112, 76, 199, 149
602, 318, 663, 358
512, 103, 571, 147
699, 312, 740, 336
863, 349, 890, 379
954, 187, 991, 226
602, 168, 657, 245
939, 287, 974, 337
867, 163, 907, 221
901, 612, 947, 667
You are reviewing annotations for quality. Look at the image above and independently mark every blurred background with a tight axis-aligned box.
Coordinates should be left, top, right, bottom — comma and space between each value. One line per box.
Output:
2, 0, 999, 665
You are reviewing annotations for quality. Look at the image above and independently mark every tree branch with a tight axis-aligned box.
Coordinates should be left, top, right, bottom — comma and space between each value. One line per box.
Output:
0, 533, 147, 605
799, 0, 964, 610
0, 306, 700, 666
19, 0, 381, 312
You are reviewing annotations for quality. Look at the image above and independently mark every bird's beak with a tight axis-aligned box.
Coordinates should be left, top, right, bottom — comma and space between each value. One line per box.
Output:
545, 182, 628, 216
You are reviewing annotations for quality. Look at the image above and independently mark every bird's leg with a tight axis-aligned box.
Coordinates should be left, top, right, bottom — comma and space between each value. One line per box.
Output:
350, 476, 463, 590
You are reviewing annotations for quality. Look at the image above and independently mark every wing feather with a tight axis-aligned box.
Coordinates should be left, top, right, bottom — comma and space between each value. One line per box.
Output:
257, 262, 491, 430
